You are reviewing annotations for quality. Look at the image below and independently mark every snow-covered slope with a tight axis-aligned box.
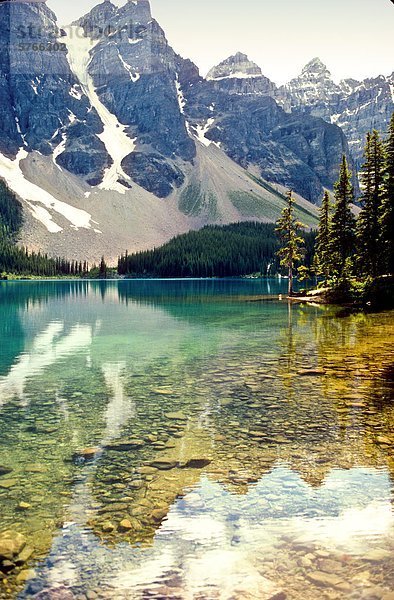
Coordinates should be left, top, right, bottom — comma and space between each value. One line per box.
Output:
63, 26, 136, 194
0, 149, 95, 234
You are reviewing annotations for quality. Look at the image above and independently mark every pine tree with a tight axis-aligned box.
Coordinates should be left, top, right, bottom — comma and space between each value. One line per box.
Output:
275, 190, 305, 296
99, 256, 107, 279
330, 156, 356, 279
380, 112, 394, 274
356, 131, 385, 277
314, 191, 332, 282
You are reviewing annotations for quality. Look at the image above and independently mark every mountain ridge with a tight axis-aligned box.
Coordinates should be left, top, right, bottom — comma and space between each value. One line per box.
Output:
0, 0, 391, 261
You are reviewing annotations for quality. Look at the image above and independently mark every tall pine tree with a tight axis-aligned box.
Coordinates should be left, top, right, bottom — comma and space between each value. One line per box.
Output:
356, 130, 385, 277
275, 190, 305, 296
314, 191, 332, 282
380, 113, 394, 274
330, 156, 356, 279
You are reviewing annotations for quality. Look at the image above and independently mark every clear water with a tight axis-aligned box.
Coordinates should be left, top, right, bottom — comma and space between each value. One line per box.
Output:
0, 280, 393, 600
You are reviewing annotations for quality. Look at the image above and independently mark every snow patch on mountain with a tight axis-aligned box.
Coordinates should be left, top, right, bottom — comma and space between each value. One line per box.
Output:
63, 26, 137, 194
53, 133, 67, 169
0, 149, 95, 233
209, 72, 260, 81
175, 75, 186, 114
195, 119, 215, 147
117, 50, 140, 82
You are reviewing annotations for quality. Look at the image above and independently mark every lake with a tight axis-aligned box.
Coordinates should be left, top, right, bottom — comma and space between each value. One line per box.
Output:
0, 280, 393, 600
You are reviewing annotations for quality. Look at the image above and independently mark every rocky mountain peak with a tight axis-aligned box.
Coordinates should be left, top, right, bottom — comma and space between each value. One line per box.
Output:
301, 57, 331, 77
207, 52, 263, 80
120, 0, 152, 22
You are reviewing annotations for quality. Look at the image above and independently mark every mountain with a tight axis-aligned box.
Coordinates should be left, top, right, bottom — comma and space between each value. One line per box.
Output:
277, 58, 394, 166
1, 0, 388, 263
205, 52, 276, 96
181, 54, 354, 203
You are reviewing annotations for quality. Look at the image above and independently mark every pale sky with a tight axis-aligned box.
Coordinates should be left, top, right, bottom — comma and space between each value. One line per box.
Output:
47, 0, 394, 84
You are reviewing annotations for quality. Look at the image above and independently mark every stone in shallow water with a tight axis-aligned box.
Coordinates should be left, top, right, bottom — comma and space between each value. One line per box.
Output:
139, 466, 158, 475
16, 569, 35, 584
0, 479, 17, 489
101, 522, 115, 533
24, 464, 48, 474
181, 458, 212, 469
34, 586, 75, 599
81, 447, 100, 459
105, 440, 145, 451
118, 519, 133, 532
15, 545, 34, 565
151, 508, 168, 522
362, 549, 392, 562
0, 531, 27, 561
17, 501, 32, 511
307, 571, 348, 589
376, 436, 393, 446
0, 466, 13, 477
316, 558, 344, 574
150, 460, 178, 470
298, 369, 326, 376
165, 411, 187, 420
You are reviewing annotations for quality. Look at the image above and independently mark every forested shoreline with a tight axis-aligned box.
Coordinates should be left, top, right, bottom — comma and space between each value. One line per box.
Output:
274, 113, 393, 306
0, 115, 393, 289
117, 223, 316, 279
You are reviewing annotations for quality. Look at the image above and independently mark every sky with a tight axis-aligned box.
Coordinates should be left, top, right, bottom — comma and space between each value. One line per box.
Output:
47, 0, 394, 84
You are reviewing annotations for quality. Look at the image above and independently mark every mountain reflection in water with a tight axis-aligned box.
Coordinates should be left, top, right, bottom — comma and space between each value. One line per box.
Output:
0, 280, 392, 600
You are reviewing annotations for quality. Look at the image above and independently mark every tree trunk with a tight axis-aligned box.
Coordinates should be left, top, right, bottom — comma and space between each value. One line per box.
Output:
288, 264, 293, 296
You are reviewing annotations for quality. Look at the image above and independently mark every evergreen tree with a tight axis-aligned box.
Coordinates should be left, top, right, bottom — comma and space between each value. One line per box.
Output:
275, 191, 305, 296
330, 156, 356, 279
99, 256, 107, 279
314, 191, 332, 282
356, 131, 385, 277
380, 112, 394, 274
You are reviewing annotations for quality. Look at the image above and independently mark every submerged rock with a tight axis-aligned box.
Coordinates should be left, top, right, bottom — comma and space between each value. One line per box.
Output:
298, 369, 326, 376
101, 522, 115, 533
17, 501, 32, 511
165, 412, 187, 421
34, 586, 75, 599
151, 508, 168, 523
0, 466, 13, 477
73, 448, 101, 463
16, 569, 36, 584
105, 440, 145, 451
118, 519, 133, 532
15, 545, 34, 565
307, 571, 348, 589
362, 549, 392, 562
150, 460, 178, 470
181, 458, 212, 469
0, 479, 17, 489
0, 531, 27, 562
376, 436, 393, 446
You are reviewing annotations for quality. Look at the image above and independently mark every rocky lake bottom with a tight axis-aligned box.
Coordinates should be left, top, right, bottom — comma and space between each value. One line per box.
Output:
0, 280, 393, 600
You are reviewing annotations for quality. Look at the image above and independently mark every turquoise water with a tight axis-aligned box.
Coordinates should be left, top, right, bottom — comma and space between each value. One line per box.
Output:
0, 280, 393, 600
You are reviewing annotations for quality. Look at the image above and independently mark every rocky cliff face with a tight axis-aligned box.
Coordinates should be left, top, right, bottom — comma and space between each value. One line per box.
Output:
277, 58, 394, 166
181, 55, 355, 203
71, 0, 196, 195
0, 1, 110, 183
